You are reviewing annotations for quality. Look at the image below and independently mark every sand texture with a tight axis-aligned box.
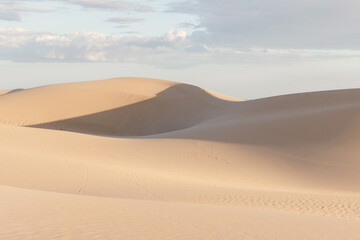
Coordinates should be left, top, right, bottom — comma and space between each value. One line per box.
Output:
1, 77, 360, 239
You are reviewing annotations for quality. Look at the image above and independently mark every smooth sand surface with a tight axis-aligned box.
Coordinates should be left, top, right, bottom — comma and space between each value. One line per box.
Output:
1, 77, 360, 239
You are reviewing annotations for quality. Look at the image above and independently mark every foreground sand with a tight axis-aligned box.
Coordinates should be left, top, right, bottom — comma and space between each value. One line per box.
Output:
1, 78, 360, 239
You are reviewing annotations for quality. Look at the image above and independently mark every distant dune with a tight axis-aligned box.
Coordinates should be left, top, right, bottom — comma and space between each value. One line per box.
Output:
1, 78, 360, 240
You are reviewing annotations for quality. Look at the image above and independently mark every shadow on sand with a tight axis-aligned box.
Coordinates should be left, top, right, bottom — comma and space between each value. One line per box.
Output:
28, 84, 237, 137
27, 86, 360, 149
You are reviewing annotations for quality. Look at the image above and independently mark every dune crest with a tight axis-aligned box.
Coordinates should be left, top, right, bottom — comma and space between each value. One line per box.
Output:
1, 78, 360, 240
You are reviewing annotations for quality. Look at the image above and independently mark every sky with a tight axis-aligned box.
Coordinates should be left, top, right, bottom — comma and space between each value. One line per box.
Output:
1, 0, 360, 99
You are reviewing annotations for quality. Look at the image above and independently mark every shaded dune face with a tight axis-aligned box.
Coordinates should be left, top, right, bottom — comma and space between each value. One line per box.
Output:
28, 84, 235, 136
160, 88, 360, 147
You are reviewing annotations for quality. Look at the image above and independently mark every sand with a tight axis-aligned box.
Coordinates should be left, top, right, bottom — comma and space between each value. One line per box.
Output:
0, 77, 360, 239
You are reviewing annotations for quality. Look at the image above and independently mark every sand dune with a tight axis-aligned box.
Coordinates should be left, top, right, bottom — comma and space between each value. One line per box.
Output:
0, 78, 240, 136
1, 77, 360, 239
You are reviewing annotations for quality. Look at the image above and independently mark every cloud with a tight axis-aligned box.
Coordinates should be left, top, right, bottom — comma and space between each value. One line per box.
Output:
106, 16, 145, 28
0, 27, 199, 67
172, 0, 360, 49
62, 0, 154, 12
178, 22, 197, 28
64, 0, 131, 11
107, 16, 145, 23
0, 9, 21, 21
1, 0, 360, 70
0, 2, 51, 22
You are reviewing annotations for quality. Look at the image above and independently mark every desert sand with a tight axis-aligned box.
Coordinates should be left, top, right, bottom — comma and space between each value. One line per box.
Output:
1, 77, 360, 239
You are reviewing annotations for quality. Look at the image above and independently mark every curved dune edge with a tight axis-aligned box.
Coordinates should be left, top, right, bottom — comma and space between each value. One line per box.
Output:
0, 89, 11, 95
1, 78, 360, 240
204, 89, 243, 102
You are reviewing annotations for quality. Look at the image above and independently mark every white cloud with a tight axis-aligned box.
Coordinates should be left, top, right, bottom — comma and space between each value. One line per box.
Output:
166, 27, 187, 42
0, 27, 198, 66
0, 28, 33, 47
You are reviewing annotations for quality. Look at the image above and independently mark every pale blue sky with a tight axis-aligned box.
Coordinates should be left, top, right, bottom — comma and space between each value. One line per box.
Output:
1, 0, 360, 99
